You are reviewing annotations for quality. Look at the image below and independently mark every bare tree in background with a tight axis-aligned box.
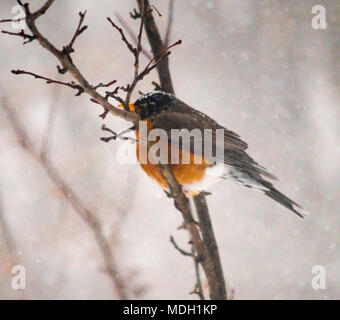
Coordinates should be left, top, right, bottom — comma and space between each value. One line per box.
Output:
1, 94, 134, 299
1, 0, 227, 299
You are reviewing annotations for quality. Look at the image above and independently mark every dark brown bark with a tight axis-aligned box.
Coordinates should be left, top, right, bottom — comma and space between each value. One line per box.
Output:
137, 0, 174, 94
194, 193, 227, 299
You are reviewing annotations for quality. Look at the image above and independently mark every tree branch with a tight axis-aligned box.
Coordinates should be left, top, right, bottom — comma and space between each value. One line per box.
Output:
137, 0, 174, 93
190, 247, 205, 300
1, 29, 36, 44
64, 10, 88, 56
1, 0, 138, 123
169, 235, 192, 257
138, 0, 227, 300
194, 193, 227, 299
115, 13, 153, 60
11, 69, 85, 96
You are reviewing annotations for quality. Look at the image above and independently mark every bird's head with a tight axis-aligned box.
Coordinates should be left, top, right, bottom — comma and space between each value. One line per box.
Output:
119, 91, 174, 119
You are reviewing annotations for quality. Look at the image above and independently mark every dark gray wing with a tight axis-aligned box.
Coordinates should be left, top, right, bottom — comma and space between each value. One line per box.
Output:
151, 111, 277, 180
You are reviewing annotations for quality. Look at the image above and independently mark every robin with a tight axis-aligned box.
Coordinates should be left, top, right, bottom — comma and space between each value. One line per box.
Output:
102, 91, 308, 218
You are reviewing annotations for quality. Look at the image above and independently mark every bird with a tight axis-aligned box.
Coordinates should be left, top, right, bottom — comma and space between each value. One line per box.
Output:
109, 91, 308, 218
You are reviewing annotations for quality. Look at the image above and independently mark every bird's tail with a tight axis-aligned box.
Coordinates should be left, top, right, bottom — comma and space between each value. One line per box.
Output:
225, 167, 309, 218
260, 180, 309, 219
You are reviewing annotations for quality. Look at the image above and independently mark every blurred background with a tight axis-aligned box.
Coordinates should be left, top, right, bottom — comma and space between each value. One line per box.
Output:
0, 0, 339, 299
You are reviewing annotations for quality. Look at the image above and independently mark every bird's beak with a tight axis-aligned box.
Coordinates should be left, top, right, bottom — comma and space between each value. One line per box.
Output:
118, 102, 135, 111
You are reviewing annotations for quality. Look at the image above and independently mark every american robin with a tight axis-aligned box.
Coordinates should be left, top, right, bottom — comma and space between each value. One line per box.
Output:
108, 91, 308, 218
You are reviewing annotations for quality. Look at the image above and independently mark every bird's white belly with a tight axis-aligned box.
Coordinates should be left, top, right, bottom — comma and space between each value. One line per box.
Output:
182, 163, 269, 195
183, 163, 225, 194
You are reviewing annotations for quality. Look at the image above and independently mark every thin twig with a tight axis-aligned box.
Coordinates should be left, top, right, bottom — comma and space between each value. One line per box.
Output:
92, 80, 117, 90
170, 235, 204, 300
115, 13, 152, 59
190, 247, 205, 300
140, 40, 181, 78
0, 17, 25, 23
137, 0, 175, 93
169, 235, 192, 257
123, 2, 149, 109
63, 11, 88, 56
107, 5, 180, 111
1, 29, 36, 44
11, 69, 84, 96
107, 17, 135, 55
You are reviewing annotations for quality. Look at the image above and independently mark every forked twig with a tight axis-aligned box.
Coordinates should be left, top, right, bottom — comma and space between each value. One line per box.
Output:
1, 29, 36, 44
115, 13, 152, 59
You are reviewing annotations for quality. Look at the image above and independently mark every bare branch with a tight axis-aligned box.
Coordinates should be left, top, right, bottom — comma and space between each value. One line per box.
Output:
107, 17, 135, 55
139, 39, 181, 79
0, 17, 25, 23
30, 0, 55, 20
12, 69, 85, 96
169, 236, 192, 257
193, 193, 227, 299
120, 2, 181, 109
105, 88, 125, 104
123, 3, 150, 109
1, 29, 36, 44
109, 4, 180, 113
190, 247, 205, 300
92, 80, 117, 90
62, 11, 88, 58
8, 0, 138, 123
115, 13, 153, 59
137, 0, 175, 93
137, 0, 227, 300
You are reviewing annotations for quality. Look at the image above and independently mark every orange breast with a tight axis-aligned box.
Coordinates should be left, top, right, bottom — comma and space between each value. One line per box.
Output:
135, 123, 210, 190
